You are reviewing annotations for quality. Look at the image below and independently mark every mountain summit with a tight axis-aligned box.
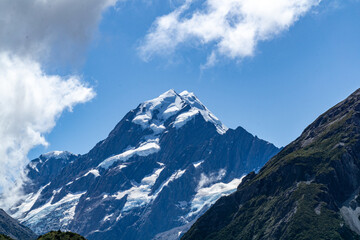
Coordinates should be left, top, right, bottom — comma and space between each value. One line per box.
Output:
131, 89, 228, 135
9, 90, 279, 240
183, 88, 360, 240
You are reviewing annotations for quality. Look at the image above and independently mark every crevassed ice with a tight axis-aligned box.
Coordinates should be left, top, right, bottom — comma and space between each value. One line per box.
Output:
21, 191, 86, 233
98, 139, 161, 169
113, 166, 165, 212
186, 176, 245, 219
11, 183, 50, 219
132, 89, 228, 135
112, 168, 186, 213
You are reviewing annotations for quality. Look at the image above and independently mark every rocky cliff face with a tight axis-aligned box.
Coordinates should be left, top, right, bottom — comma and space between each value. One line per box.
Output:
0, 209, 36, 240
182, 88, 360, 240
9, 90, 279, 240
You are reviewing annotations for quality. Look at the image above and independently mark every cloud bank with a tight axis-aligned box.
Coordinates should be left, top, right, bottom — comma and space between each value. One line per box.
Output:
139, 0, 321, 66
0, 53, 95, 208
0, 0, 117, 61
0, 0, 118, 208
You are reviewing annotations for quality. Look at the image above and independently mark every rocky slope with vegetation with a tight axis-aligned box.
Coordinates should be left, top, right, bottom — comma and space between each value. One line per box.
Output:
0, 231, 86, 240
183, 88, 360, 240
36, 231, 85, 240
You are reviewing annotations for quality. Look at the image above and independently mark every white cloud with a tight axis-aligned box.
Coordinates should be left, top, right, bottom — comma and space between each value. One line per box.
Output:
139, 0, 321, 65
0, 53, 95, 209
0, 0, 119, 208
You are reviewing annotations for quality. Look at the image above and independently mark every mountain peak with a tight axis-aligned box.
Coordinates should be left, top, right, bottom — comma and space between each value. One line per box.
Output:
133, 89, 228, 135
11, 89, 281, 240
40, 151, 74, 160
179, 90, 194, 97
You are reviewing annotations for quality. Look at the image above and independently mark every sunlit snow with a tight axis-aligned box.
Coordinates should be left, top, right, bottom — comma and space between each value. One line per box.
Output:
98, 139, 161, 169
132, 89, 228, 135
83, 169, 100, 178
112, 168, 186, 213
113, 167, 165, 212
21, 191, 86, 233
187, 176, 245, 218
11, 183, 50, 219
193, 160, 204, 168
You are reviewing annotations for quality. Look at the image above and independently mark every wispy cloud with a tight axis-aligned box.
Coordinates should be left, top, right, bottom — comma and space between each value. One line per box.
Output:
139, 0, 321, 66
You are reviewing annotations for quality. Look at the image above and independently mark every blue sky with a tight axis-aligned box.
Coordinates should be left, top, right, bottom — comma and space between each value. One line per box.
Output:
28, 0, 360, 159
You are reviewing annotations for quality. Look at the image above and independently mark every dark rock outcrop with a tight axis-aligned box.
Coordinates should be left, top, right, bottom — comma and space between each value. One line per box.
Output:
0, 209, 36, 240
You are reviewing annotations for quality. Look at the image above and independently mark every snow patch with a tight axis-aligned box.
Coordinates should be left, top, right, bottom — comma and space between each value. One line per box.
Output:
314, 204, 321, 215
21, 191, 86, 233
150, 124, 166, 135
340, 205, 360, 234
112, 168, 186, 213
116, 164, 128, 170
193, 160, 204, 168
103, 213, 114, 222
113, 167, 165, 212
187, 176, 245, 219
133, 114, 152, 128
83, 169, 100, 178
98, 139, 160, 169
74, 169, 101, 182
173, 108, 200, 129
198, 169, 226, 189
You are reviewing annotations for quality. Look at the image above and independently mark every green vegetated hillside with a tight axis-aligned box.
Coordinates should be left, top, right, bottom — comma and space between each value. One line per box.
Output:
0, 231, 86, 240
37, 231, 86, 240
182, 88, 360, 240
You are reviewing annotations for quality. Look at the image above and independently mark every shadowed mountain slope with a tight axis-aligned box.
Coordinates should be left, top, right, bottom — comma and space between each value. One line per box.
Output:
183, 88, 360, 240
0, 209, 36, 240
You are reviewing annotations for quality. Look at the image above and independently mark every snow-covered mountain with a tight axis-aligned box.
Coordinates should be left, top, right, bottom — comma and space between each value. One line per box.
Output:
10, 90, 280, 240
